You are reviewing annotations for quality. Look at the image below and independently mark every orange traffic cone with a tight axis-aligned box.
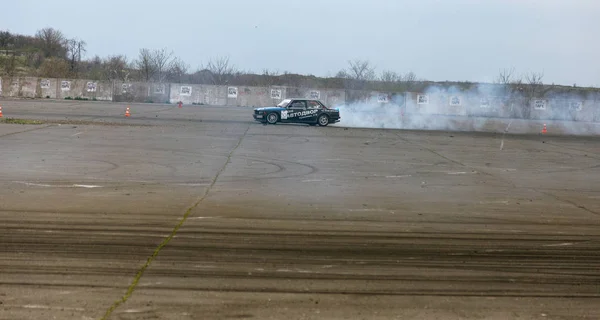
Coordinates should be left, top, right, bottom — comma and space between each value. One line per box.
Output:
125, 107, 130, 117
542, 123, 547, 134
0, 106, 3, 118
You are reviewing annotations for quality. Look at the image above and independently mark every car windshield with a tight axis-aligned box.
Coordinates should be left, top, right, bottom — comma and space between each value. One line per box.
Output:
277, 99, 291, 107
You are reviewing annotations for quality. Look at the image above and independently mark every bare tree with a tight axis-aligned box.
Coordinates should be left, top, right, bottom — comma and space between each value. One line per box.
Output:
38, 57, 70, 78
496, 67, 516, 84
0, 51, 18, 76
103, 55, 129, 81
167, 56, 189, 83
151, 48, 174, 83
525, 71, 544, 98
135, 48, 155, 82
66, 38, 86, 77
335, 70, 350, 79
346, 59, 376, 81
398, 71, 418, 90
402, 71, 417, 83
261, 68, 280, 86
262, 68, 280, 77
0, 31, 13, 49
380, 70, 400, 83
35, 27, 66, 58
85, 55, 103, 80
206, 55, 237, 85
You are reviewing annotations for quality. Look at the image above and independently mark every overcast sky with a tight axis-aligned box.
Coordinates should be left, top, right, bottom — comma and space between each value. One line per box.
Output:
1, 0, 599, 86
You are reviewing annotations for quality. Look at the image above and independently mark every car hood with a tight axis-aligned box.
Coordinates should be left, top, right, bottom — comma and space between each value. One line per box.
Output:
254, 107, 285, 112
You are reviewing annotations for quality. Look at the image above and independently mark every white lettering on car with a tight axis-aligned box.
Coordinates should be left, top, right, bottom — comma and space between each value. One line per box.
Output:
288, 110, 318, 118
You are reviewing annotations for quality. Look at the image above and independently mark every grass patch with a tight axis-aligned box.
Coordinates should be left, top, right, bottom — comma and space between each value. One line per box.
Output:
0, 118, 44, 125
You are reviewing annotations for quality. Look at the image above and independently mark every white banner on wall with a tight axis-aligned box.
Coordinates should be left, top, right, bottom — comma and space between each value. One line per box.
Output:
377, 94, 389, 103
417, 94, 429, 105
534, 99, 546, 110
570, 101, 583, 111
310, 90, 320, 99
180, 86, 192, 96
480, 97, 491, 108
40, 79, 50, 89
61, 81, 71, 91
87, 82, 97, 92
228, 87, 238, 98
271, 89, 282, 99
449, 96, 461, 106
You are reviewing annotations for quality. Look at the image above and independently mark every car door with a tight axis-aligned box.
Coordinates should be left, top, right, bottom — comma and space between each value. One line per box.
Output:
305, 100, 322, 123
285, 100, 308, 123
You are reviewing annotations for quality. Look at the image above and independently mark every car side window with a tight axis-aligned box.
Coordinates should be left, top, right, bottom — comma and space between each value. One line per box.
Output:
290, 101, 307, 109
307, 100, 321, 109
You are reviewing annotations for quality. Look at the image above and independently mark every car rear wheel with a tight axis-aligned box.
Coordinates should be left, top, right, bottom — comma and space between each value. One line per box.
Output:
318, 114, 329, 126
266, 112, 279, 124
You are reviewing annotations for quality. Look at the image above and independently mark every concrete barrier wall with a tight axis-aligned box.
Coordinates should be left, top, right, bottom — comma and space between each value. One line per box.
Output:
1, 76, 598, 124
38, 78, 59, 99
169, 84, 298, 107
402, 91, 600, 123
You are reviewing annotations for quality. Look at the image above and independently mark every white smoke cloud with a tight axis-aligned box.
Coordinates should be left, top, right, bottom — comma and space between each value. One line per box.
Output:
331, 84, 600, 136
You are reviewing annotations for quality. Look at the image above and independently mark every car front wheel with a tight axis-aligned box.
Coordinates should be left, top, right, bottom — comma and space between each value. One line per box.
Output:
266, 112, 279, 124
317, 114, 329, 126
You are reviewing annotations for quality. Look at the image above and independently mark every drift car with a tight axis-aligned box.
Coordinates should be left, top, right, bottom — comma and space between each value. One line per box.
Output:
253, 99, 341, 126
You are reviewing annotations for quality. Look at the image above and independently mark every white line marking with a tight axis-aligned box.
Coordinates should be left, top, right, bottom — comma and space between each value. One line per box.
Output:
447, 172, 470, 175
479, 201, 510, 205
14, 182, 53, 187
386, 175, 412, 178
543, 243, 573, 247
71, 132, 83, 137
124, 309, 145, 313
13, 181, 102, 188
302, 179, 332, 182
21, 304, 85, 311
296, 269, 313, 273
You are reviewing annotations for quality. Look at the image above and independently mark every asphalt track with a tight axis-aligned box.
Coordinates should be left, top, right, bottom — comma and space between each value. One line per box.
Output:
0, 99, 599, 320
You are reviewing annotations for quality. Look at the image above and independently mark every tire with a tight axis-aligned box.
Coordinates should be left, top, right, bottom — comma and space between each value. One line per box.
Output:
317, 114, 329, 126
266, 112, 279, 124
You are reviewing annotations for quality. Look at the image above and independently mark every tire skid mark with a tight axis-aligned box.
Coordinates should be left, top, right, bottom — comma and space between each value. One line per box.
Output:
542, 141, 600, 160
99, 124, 251, 320
0, 124, 54, 139
537, 190, 600, 216
220, 156, 318, 183
239, 159, 285, 177
3, 282, 600, 298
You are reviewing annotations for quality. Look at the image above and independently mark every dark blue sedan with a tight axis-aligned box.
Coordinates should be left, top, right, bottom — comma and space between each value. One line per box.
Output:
253, 99, 341, 126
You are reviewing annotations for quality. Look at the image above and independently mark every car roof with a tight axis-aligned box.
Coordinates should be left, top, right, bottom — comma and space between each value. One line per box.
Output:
287, 98, 323, 102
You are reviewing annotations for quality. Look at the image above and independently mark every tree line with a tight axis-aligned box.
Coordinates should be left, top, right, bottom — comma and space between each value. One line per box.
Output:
0, 28, 428, 91
0, 27, 588, 96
